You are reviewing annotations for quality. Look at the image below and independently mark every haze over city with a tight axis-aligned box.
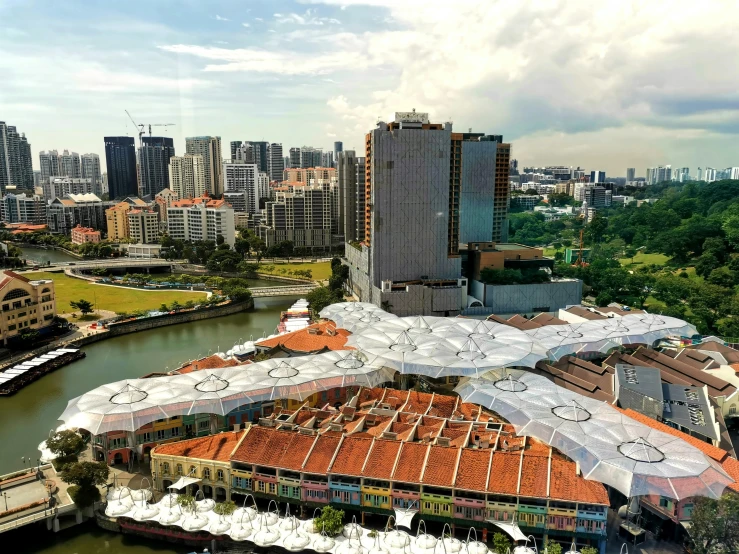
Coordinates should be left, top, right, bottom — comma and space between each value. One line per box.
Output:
2, 0, 739, 174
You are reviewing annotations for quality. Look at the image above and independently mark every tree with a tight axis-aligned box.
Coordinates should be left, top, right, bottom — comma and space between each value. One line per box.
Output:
580, 547, 598, 554
306, 286, 343, 314
544, 539, 562, 554
216, 234, 225, 246
585, 214, 608, 243
548, 193, 575, 207
707, 266, 737, 288
170, 300, 182, 311
313, 505, 344, 537
70, 299, 94, 315
689, 494, 739, 554
59, 461, 109, 508
160, 303, 169, 312
207, 249, 242, 272
491, 533, 511, 554
46, 430, 84, 458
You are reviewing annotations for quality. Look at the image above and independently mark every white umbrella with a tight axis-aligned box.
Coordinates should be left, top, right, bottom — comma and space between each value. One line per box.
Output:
456, 369, 734, 499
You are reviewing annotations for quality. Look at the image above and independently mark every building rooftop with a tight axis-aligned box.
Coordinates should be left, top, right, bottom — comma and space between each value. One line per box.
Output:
172, 354, 241, 375
256, 322, 350, 354
534, 356, 615, 403
152, 430, 245, 462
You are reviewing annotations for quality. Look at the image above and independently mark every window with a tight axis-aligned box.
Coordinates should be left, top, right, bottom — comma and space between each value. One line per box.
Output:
257, 481, 266, 492
30, 318, 37, 324
156, 429, 166, 440
233, 477, 251, 490
3, 289, 30, 301
281, 484, 290, 496
189, 466, 197, 477
139, 432, 152, 443
730, 406, 737, 416
198, 420, 209, 430
8, 324, 15, 331
203, 468, 211, 481
171, 426, 180, 437
162, 462, 170, 475
176, 464, 183, 476
333, 490, 351, 504
216, 469, 224, 482
268, 482, 276, 494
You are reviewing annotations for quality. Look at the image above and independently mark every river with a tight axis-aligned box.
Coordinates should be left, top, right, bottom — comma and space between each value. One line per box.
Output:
17, 245, 80, 264
0, 289, 298, 554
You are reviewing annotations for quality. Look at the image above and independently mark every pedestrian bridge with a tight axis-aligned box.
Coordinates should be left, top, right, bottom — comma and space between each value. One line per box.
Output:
250, 284, 318, 297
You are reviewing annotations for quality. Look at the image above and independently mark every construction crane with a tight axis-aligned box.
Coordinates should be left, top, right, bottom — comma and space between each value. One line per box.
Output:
124, 110, 176, 148
574, 229, 588, 267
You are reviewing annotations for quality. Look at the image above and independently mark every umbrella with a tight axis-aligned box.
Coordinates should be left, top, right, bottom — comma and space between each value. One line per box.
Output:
455, 369, 734, 500
524, 314, 698, 360
319, 301, 387, 327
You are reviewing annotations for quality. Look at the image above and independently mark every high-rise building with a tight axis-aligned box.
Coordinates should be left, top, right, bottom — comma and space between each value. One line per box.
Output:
730, 167, 739, 180
104, 137, 137, 199
675, 167, 690, 182
268, 143, 284, 183
334, 141, 343, 162
106, 202, 133, 240
33, 170, 41, 189
138, 137, 175, 198
338, 150, 362, 242
283, 155, 290, 170
80, 153, 102, 196
185, 136, 222, 196
704, 167, 717, 183
47, 193, 106, 235
0, 122, 34, 193
321, 151, 334, 169
43, 177, 95, 201
60, 150, 81, 178
39, 150, 61, 183
169, 154, 206, 200
231, 141, 269, 173
646, 165, 672, 185
127, 209, 160, 244
626, 168, 636, 182
1, 192, 47, 224
289, 147, 301, 169
492, 139, 511, 242
222, 161, 267, 214
167, 195, 235, 246
589, 170, 606, 184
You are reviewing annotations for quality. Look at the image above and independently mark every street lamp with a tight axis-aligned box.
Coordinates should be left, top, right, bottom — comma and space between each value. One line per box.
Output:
3, 492, 7, 511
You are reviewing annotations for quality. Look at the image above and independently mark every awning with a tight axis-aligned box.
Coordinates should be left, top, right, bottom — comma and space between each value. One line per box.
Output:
393, 507, 417, 529
167, 476, 201, 490
488, 520, 527, 542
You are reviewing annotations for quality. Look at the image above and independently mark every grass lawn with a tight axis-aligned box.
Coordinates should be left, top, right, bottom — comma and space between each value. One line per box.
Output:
258, 261, 332, 281
26, 271, 207, 315
619, 252, 669, 267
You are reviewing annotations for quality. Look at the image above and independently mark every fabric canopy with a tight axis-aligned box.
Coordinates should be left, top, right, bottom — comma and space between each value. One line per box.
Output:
168, 476, 201, 490
488, 521, 528, 542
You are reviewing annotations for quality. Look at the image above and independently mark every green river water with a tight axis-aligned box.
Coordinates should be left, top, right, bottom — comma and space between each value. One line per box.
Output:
3, 248, 297, 553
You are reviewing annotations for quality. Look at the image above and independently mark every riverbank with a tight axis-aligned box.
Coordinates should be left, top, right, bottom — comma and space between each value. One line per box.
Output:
16, 243, 83, 260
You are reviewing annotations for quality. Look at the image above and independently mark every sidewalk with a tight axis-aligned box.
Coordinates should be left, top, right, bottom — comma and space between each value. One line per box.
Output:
604, 509, 684, 554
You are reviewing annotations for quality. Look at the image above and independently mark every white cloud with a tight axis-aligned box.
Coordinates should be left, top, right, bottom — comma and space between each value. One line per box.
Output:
214, 14, 229, 21
73, 67, 213, 92
255, 17, 263, 21
242, 23, 250, 28
275, 9, 341, 26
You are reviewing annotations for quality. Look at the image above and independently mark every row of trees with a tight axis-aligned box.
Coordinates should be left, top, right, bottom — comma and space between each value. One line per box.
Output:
305, 258, 349, 313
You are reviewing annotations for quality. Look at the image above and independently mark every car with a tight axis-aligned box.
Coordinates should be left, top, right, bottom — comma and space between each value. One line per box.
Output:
68, 262, 76, 266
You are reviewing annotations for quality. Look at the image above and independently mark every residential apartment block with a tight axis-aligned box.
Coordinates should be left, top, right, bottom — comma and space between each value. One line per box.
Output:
43, 177, 94, 202
0, 271, 57, 345
139, 136, 175, 197
169, 154, 206, 200
0, 122, 34, 193
167, 195, 235, 246
104, 137, 138, 199
70, 225, 101, 245
128, 209, 160, 244
185, 136, 222, 196
1, 192, 47, 224
47, 193, 106, 235
222, 161, 268, 213
105, 198, 149, 240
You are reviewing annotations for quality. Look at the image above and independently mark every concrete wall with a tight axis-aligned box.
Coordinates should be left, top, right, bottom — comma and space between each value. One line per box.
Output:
466, 279, 582, 314
370, 284, 462, 317
344, 243, 371, 301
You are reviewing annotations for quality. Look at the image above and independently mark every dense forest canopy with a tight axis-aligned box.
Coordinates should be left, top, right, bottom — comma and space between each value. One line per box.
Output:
508, 180, 739, 337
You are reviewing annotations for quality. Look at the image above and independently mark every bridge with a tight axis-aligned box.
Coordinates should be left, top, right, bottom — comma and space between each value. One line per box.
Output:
250, 284, 318, 297
17, 259, 175, 273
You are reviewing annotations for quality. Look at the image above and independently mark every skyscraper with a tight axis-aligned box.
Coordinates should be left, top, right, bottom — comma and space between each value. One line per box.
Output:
222, 161, 266, 213
185, 136, 223, 196
334, 141, 343, 161
139, 137, 175, 197
337, 150, 360, 242
60, 150, 81, 178
589, 170, 606, 184
81, 153, 102, 196
230, 141, 268, 173
289, 147, 301, 169
39, 150, 61, 183
492, 139, 511, 242
0, 122, 34, 193
169, 154, 205, 199
104, 137, 137, 199
626, 168, 636, 182
268, 143, 284, 183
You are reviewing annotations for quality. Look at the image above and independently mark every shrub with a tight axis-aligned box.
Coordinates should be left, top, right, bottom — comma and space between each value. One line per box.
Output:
214, 500, 236, 516
67, 484, 100, 508
177, 494, 196, 511
491, 533, 511, 554
314, 505, 344, 536
581, 547, 598, 554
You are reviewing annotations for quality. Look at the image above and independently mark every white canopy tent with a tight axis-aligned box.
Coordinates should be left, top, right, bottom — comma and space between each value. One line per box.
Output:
167, 476, 201, 490
455, 369, 733, 499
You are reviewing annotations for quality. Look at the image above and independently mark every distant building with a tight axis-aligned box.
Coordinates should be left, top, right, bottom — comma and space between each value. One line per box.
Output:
39, 150, 61, 184
0, 122, 34, 193
60, 150, 81, 178
104, 137, 138, 199
70, 224, 101, 245
582, 185, 610, 208
128, 209, 160, 244
139, 136, 175, 197
589, 170, 606, 184
169, 154, 206, 200
0, 271, 57, 345
43, 177, 94, 201
626, 168, 635, 182
106, 201, 133, 241
47, 193, 106, 235
222, 161, 268, 213
185, 136, 222, 196
337, 151, 365, 242
81, 153, 102, 196
230, 141, 268, 173
267, 143, 284, 183
510, 195, 539, 211
282, 167, 336, 184
154, 188, 178, 226
731, 167, 739, 180
704, 167, 717, 183
646, 165, 672, 185
167, 194, 235, 246
333, 141, 343, 160
1, 193, 47, 224
223, 191, 248, 213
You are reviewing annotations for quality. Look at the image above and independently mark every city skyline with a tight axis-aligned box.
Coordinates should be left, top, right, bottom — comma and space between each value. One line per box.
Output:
2, 0, 738, 175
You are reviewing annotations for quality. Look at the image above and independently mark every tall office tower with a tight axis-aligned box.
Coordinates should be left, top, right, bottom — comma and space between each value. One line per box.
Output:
248, 141, 269, 173
104, 137, 137, 199
354, 156, 366, 242
626, 168, 636, 182
60, 150, 81, 178
139, 137, 175, 197
321, 151, 334, 169
731, 167, 739, 180
230, 141, 241, 161
33, 170, 41, 189
645, 167, 654, 185
283, 155, 290, 170
268, 143, 284, 183
39, 150, 61, 182
589, 170, 606, 184
337, 150, 358, 241
696, 167, 703, 181
169, 154, 206, 199
704, 167, 717, 183
492, 139, 511, 242
232, 142, 255, 164
80, 153, 102, 195
289, 147, 301, 169
334, 141, 343, 161
0, 122, 34, 193
222, 161, 264, 213
185, 136, 222, 195
457, 134, 498, 246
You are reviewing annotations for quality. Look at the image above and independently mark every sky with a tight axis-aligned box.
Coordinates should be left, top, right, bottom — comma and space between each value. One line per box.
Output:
2, 0, 739, 177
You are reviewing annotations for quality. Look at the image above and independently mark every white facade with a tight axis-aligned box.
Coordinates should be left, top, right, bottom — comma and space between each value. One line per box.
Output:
731, 167, 739, 180
81, 153, 102, 195
222, 161, 268, 214
127, 210, 160, 244
167, 200, 235, 246
185, 136, 222, 195
39, 150, 61, 183
169, 154, 205, 199
43, 177, 94, 201
60, 150, 81, 178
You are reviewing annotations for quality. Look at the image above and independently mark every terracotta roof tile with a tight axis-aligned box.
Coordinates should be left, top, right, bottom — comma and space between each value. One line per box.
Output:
330, 436, 373, 476
174, 354, 240, 374
392, 442, 429, 483
455, 449, 492, 491
518, 452, 549, 498
256, 322, 351, 353
549, 456, 609, 504
154, 430, 244, 462
383, 390, 409, 410
362, 440, 401, 479
231, 427, 297, 467
422, 446, 459, 486
487, 452, 521, 495
302, 434, 341, 474
403, 391, 433, 414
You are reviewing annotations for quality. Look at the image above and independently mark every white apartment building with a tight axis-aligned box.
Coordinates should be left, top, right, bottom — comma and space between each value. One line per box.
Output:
222, 161, 269, 214
1, 192, 47, 224
60, 150, 81, 178
167, 196, 235, 246
127, 209, 160, 244
185, 136, 222, 195
43, 177, 94, 201
169, 154, 206, 199
81, 153, 102, 195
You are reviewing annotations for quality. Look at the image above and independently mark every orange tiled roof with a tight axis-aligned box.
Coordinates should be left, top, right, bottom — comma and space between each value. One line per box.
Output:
402, 391, 433, 414
330, 436, 373, 476
488, 452, 521, 495
257, 322, 351, 353
422, 445, 459, 486
153, 430, 244, 462
303, 434, 341, 474
518, 451, 550, 498
427, 395, 457, 418
174, 354, 240, 374
362, 439, 401, 479
231, 427, 297, 467
549, 456, 610, 504
392, 442, 428, 483
455, 449, 492, 491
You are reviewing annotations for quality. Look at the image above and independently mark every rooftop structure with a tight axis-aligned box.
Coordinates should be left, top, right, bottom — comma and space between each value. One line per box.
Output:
256, 321, 351, 356
70, 224, 101, 244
